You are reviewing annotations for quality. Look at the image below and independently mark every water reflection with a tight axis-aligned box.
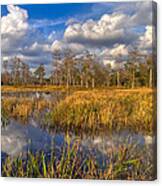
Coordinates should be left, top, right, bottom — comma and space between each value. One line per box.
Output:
1, 119, 154, 161
1, 91, 155, 169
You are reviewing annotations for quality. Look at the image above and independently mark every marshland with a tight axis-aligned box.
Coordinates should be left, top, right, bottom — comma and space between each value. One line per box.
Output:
1, 2, 157, 179
1, 85, 156, 180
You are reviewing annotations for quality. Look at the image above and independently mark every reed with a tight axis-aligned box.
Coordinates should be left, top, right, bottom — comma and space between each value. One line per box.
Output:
1, 135, 155, 180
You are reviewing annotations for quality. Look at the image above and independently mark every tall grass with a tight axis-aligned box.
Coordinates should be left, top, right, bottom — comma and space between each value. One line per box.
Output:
1, 97, 52, 123
50, 90, 154, 134
1, 89, 154, 134
1, 85, 66, 93
1, 135, 155, 180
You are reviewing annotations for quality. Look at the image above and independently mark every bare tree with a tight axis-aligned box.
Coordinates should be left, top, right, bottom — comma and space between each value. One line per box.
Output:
34, 64, 46, 85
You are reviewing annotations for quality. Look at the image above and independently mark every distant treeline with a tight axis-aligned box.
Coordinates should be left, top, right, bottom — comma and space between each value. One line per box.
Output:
1, 50, 156, 88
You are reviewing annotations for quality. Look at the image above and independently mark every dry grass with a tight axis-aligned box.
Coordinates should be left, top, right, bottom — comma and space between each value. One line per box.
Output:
50, 89, 154, 134
1, 85, 66, 93
1, 88, 155, 134
1, 97, 52, 122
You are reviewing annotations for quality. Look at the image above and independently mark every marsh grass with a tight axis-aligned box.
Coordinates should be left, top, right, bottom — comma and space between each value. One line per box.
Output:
1, 85, 66, 93
50, 90, 154, 134
1, 89, 154, 134
1, 88, 156, 180
1, 97, 53, 124
1, 135, 155, 180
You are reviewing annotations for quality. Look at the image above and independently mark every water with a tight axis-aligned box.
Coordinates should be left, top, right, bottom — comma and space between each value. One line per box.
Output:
1, 91, 155, 166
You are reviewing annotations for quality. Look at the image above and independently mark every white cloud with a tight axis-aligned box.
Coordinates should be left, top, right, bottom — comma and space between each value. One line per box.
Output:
1, 5, 29, 52
103, 59, 115, 68
138, 25, 153, 50
1, 2, 154, 75
48, 31, 56, 42
64, 13, 137, 47
1, 5, 52, 69
1, 5, 28, 35
51, 40, 85, 54
30, 42, 51, 52
101, 44, 128, 57
30, 18, 65, 29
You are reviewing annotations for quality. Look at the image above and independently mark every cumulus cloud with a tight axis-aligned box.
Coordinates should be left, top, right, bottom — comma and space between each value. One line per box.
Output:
51, 40, 85, 54
1, 5, 52, 68
1, 2, 154, 74
1, 5, 28, 35
101, 44, 128, 57
138, 25, 154, 50
1, 5, 29, 52
115, 1, 153, 27
64, 13, 138, 47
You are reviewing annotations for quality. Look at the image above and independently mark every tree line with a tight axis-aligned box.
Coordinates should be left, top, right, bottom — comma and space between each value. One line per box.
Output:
1, 49, 155, 88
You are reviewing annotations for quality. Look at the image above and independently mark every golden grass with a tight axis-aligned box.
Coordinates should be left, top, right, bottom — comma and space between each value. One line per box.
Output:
50, 89, 155, 134
1, 85, 66, 92
1, 97, 52, 122
1, 85, 154, 93
1, 88, 155, 134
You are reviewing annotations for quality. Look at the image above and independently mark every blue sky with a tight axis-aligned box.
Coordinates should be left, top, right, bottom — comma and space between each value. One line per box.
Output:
1, 3, 115, 37
1, 1, 154, 74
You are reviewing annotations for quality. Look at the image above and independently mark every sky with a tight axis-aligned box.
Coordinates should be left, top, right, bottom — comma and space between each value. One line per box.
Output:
1, 1, 155, 75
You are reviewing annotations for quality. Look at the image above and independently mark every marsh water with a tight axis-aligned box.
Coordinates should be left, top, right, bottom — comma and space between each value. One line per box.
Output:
1, 91, 155, 168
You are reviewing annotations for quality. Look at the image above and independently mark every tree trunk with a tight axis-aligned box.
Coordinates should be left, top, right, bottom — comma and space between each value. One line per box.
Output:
92, 78, 95, 88
107, 79, 110, 87
85, 78, 89, 88
131, 70, 135, 89
149, 68, 152, 88
80, 75, 83, 87
117, 72, 120, 87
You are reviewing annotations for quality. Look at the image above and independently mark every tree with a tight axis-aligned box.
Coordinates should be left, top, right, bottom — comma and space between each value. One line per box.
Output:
22, 62, 30, 85
34, 64, 46, 85
147, 55, 153, 88
52, 50, 62, 85
63, 50, 75, 88
127, 50, 140, 88
2, 59, 10, 85
11, 57, 22, 85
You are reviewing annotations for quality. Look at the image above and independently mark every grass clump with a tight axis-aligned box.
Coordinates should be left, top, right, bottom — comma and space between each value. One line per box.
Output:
1, 97, 52, 123
50, 89, 154, 134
